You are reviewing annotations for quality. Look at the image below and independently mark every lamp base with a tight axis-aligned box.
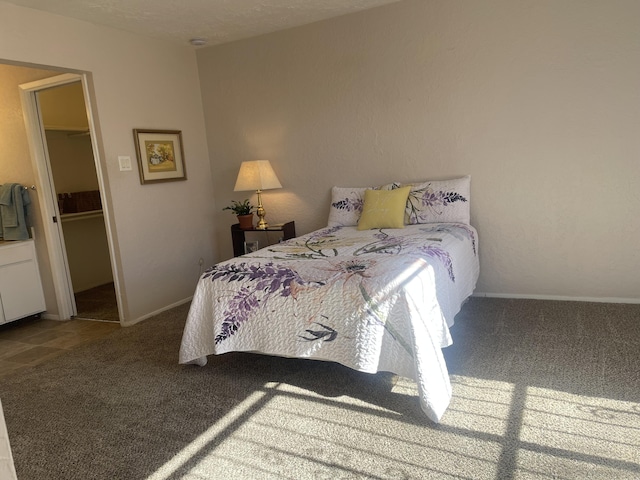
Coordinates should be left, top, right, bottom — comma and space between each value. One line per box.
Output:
255, 191, 267, 229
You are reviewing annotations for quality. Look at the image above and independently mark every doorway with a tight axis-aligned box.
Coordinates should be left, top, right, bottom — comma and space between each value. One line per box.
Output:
39, 83, 118, 321
20, 73, 122, 323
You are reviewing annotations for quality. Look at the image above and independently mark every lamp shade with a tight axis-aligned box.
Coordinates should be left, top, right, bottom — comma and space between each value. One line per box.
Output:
233, 160, 282, 192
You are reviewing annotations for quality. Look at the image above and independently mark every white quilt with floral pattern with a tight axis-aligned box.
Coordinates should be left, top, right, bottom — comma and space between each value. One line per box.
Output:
179, 224, 479, 422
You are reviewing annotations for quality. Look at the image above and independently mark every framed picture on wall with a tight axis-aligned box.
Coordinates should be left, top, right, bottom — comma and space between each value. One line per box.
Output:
133, 129, 187, 184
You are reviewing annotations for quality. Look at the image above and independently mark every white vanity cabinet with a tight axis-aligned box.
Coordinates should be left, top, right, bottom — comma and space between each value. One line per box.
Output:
0, 240, 46, 325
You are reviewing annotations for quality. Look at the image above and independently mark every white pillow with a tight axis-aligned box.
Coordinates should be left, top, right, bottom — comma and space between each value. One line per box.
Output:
327, 183, 399, 227
327, 186, 367, 227
404, 176, 470, 224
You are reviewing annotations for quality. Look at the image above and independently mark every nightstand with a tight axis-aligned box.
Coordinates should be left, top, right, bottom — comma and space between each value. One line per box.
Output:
231, 221, 296, 257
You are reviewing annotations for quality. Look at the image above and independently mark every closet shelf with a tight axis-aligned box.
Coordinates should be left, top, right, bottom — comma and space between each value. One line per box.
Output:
44, 125, 88, 132
60, 210, 103, 223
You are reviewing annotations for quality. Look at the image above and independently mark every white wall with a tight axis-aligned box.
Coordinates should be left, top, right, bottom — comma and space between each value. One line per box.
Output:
197, 0, 640, 302
0, 1, 217, 323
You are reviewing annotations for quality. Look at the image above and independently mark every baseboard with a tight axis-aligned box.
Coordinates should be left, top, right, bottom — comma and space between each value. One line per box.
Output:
473, 292, 640, 305
41, 296, 193, 324
122, 296, 193, 327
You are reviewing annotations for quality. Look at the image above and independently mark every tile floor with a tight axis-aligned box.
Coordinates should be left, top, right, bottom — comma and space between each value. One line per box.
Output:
0, 316, 120, 379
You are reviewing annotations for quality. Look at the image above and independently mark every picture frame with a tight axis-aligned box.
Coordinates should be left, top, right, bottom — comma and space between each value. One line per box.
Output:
133, 129, 186, 184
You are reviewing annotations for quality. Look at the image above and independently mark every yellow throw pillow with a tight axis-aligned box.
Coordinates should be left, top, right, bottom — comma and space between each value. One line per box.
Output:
357, 186, 411, 230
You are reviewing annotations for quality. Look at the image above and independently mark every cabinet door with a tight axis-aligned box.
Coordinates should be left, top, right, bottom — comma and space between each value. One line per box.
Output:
0, 261, 46, 323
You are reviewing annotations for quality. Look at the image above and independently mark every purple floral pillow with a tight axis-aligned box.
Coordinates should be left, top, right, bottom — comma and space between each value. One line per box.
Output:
327, 186, 369, 227
404, 176, 470, 225
327, 183, 399, 227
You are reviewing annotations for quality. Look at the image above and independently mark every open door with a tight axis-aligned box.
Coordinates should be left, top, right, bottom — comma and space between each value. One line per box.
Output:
19, 73, 122, 322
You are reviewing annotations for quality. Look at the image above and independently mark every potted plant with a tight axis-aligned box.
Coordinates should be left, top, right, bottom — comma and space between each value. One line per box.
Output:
223, 199, 255, 230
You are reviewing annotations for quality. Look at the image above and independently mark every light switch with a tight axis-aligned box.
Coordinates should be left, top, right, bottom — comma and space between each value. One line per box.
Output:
118, 156, 132, 171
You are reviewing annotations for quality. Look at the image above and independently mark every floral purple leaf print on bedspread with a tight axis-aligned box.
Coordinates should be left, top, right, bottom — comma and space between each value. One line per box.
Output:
206, 262, 321, 344
420, 224, 477, 255
208, 226, 462, 345
418, 245, 455, 282
204, 262, 306, 296
352, 230, 456, 282
353, 230, 406, 256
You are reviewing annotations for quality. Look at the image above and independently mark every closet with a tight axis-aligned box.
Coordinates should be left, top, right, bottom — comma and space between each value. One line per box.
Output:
38, 83, 115, 315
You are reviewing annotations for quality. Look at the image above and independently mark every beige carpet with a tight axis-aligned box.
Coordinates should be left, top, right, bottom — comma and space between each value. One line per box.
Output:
1, 298, 639, 479
74, 282, 119, 322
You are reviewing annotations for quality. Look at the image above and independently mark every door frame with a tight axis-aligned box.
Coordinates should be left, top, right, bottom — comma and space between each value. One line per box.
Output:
19, 73, 122, 322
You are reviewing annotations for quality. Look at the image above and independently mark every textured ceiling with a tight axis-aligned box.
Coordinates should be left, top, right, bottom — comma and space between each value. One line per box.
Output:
5, 0, 401, 47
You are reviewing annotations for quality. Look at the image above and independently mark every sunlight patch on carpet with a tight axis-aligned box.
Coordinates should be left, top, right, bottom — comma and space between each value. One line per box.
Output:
145, 389, 270, 480
145, 375, 639, 480
444, 376, 640, 480
515, 386, 640, 479
153, 381, 503, 479
442, 375, 514, 436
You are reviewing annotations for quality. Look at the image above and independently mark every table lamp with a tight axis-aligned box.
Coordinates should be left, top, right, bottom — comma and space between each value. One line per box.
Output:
233, 160, 282, 229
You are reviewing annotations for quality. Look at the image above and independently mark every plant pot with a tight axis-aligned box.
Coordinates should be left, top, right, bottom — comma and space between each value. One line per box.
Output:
237, 214, 254, 230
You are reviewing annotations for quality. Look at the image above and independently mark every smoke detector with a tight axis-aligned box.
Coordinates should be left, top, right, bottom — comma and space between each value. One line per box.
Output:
189, 38, 207, 47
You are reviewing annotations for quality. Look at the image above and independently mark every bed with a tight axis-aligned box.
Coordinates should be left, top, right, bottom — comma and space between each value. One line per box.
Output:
179, 177, 479, 423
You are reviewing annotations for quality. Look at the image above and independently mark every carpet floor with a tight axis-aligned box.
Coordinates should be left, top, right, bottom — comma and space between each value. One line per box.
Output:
74, 282, 119, 323
1, 297, 638, 479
